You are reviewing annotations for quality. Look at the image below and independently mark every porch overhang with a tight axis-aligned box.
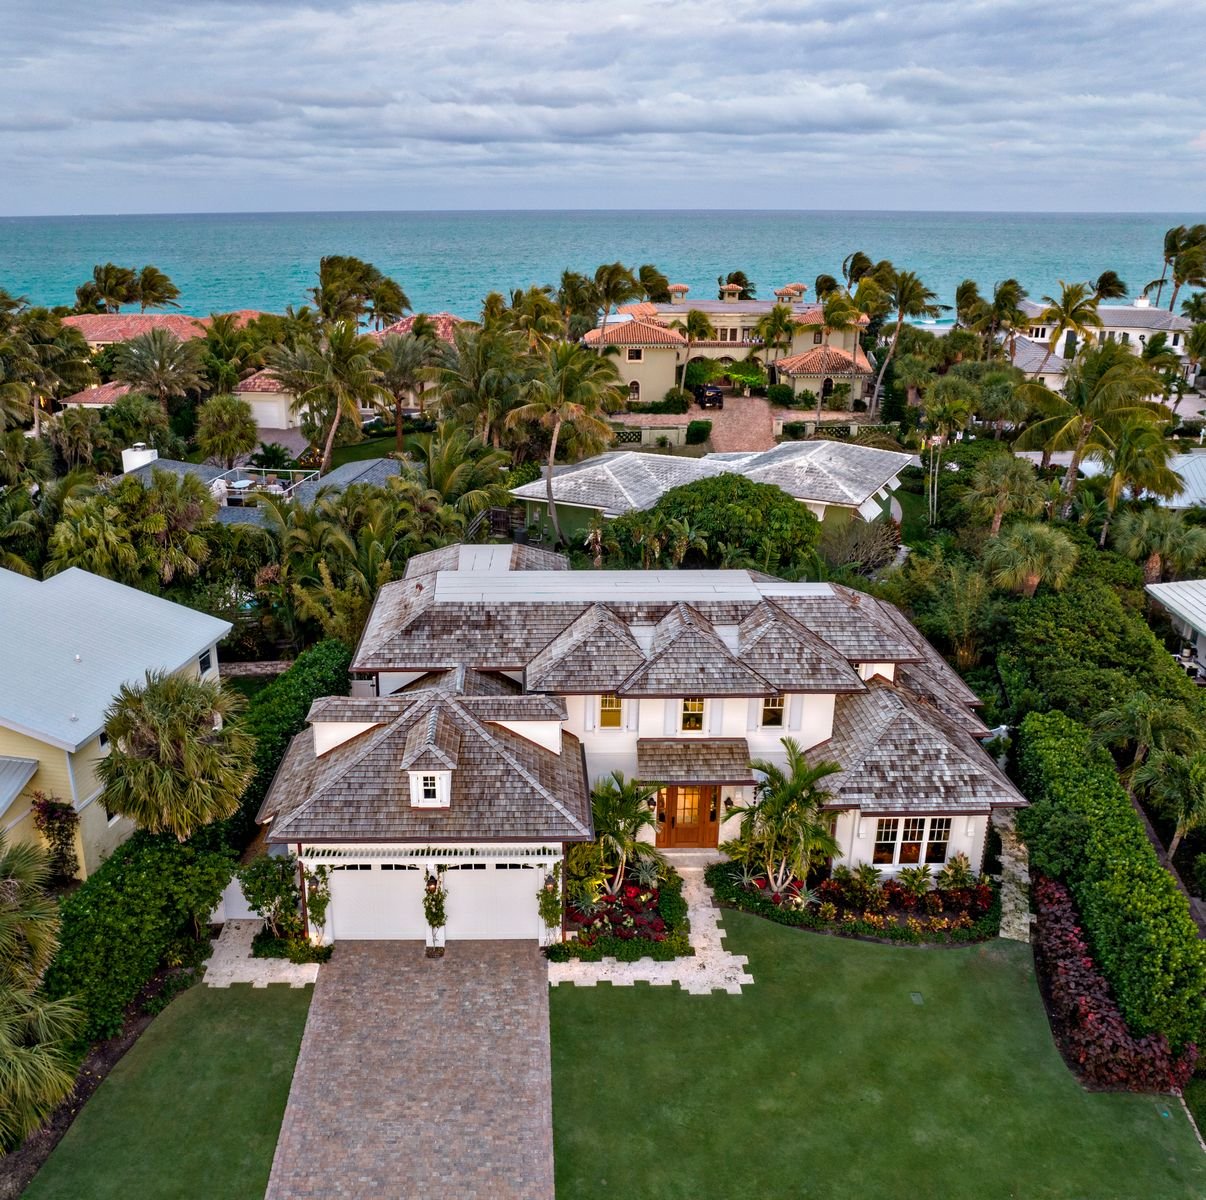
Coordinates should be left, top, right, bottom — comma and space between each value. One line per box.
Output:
636, 738, 756, 786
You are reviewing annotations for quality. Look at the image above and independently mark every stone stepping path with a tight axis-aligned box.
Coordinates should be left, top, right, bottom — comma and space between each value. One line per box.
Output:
549, 866, 755, 994
203, 919, 319, 988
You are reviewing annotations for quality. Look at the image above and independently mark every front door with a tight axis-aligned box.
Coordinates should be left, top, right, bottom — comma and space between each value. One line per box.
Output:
656, 786, 720, 849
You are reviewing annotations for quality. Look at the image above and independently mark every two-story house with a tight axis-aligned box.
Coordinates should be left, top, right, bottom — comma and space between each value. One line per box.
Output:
257, 544, 1023, 945
583, 282, 873, 407
0, 567, 231, 876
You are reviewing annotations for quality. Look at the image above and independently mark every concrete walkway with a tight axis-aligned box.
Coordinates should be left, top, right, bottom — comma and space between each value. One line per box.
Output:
548, 861, 755, 994
266, 942, 553, 1200
203, 919, 319, 988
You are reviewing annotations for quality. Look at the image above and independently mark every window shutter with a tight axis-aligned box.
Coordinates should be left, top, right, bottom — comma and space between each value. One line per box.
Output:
747, 698, 759, 731
625, 699, 639, 732
708, 700, 723, 735
584, 698, 596, 732
663, 700, 676, 735
787, 695, 803, 729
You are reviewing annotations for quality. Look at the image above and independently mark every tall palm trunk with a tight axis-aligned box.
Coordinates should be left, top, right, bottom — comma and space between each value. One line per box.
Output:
395, 396, 405, 453
1144, 552, 1162, 584
871, 317, 903, 416
1169, 828, 1186, 860
1059, 424, 1092, 519
320, 406, 341, 475
991, 504, 1005, 537
1153, 262, 1170, 308
544, 416, 564, 546
1169, 282, 1185, 313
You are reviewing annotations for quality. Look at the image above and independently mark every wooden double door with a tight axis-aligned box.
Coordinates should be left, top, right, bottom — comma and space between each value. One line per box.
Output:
655, 785, 721, 849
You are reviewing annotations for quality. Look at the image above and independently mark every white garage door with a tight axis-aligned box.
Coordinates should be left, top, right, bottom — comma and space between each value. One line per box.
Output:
248, 396, 290, 429
444, 862, 541, 940
328, 862, 427, 940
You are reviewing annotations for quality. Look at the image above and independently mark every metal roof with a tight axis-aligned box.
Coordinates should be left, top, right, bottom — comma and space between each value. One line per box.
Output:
1146, 579, 1206, 637
0, 568, 231, 751
0, 756, 39, 820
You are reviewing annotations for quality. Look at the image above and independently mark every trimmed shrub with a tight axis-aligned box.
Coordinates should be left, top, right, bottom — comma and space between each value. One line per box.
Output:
767, 383, 795, 406
43, 832, 235, 1041
781, 421, 810, 441
685, 420, 712, 445
628, 392, 689, 415
1017, 711, 1206, 1048
1033, 875, 1196, 1092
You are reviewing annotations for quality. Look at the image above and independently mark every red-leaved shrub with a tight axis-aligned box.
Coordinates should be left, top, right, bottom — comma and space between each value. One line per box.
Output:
1033, 875, 1197, 1093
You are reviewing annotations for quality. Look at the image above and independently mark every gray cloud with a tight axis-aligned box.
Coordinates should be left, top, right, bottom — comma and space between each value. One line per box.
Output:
1, 0, 1201, 213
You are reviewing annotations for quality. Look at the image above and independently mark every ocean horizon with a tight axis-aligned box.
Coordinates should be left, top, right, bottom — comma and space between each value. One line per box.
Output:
1, 209, 1199, 320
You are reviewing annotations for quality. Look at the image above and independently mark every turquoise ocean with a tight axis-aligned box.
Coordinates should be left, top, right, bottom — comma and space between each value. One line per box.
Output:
0, 210, 1199, 319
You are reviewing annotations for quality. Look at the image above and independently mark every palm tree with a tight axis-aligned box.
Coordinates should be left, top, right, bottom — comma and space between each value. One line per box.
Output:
0, 430, 52, 489
8, 309, 93, 437
406, 421, 510, 515
506, 286, 563, 351
1092, 270, 1128, 301
982, 522, 1079, 597
1186, 323, 1206, 386
1015, 341, 1165, 517
638, 264, 671, 303
48, 406, 104, 470
962, 454, 1042, 536
366, 277, 410, 330
954, 279, 983, 329
434, 324, 526, 449
97, 671, 255, 841
0, 834, 61, 990
114, 328, 204, 413
197, 394, 258, 469
1166, 235, 1206, 313
593, 262, 642, 342
83, 263, 138, 313
841, 252, 873, 289
377, 331, 436, 449
984, 279, 1029, 362
1133, 750, 1206, 860
814, 292, 862, 420
658, 516, 708, 566
1092, 692, 1201, 783
753, 303, 797, 370
813, 274, 840, 299
268, 321, 384, 474
871, 270, 941, 414
1030, 281, 1103, 378
590, 771, 665, 894
47, 497, 137, 583
1180, 292, 1206, 323
725, 737, 841, 893
505, 342, 625, 546
201, 312, 260, 394
1092, 417, 1183, 545
135, 265, 180, 312
1113, 507, 1206, 583
668, 309, 717, 388
893, 354, 933, 408
1148, 226, 1190, 307
718, 270, 756, 299
923, 377, 976, 524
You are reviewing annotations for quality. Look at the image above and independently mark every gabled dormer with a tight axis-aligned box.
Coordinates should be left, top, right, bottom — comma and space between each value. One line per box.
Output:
400, 708, 460, 808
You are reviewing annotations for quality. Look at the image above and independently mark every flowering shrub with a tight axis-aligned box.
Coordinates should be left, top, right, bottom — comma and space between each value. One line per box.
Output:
1033, 875, 1197, 1093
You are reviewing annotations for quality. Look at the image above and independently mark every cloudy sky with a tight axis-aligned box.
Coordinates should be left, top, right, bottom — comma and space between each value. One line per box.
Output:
4, 0, 1202, 214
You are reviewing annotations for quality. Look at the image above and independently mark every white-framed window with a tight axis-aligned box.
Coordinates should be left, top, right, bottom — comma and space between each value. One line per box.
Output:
98, 730, 110, 750
626, 347, 643, 361
599, 693, 623, 729
627, 380, 641, 403
409, 770, 450, 808
761, 696, 785, 727
872, 816, 954, 866
198, 649, 212, 674
680, 697, 705, 732
813, 331, 823, 344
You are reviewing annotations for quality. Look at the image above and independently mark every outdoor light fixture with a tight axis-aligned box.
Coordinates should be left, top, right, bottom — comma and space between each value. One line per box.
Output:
724, 797, 734, 812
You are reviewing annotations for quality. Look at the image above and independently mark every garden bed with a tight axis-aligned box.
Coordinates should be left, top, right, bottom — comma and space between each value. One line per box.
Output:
547, 868, 693, 962
705, 860, 1001, 946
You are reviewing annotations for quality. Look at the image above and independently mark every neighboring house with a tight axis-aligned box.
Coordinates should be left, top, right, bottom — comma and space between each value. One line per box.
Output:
1015, 450, 1206, 509
583, 283, 872, 407
510, 441, 915, 541
1146, 579, 1206, 659
57, 380, 132, 409
257, 544, 1023, 944
235, 369, 302, 430
372, 312, 465, 345
62, 310, 263, 350
0, 568, 230, 876
1018, 296, 1196, 383
1003, 335, 1068, 389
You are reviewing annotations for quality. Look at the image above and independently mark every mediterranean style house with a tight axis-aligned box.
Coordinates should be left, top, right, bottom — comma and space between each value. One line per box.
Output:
509, 441, 914, 543
583, 283, 873, 406
257, 544, 1023, 944
0, 567, 230, 876
62, 311, 263, 350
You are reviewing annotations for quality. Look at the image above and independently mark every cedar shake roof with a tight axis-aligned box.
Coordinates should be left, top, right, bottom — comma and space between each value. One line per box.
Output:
373, 312, 466, 344
394, 667, 523, 699
619, 604, 775, 697
582, 319, 687, 347
525, 605, 646, 693
637, 738, 756, 785
403, 543, 568, 579
60, 380, 131, 407
260, 691, 591, 843
737, 601, 864, 693
810, 683, 1023, 813
776, 345, 874, 375
764, 587, 923, 662
235, 369, 290, 394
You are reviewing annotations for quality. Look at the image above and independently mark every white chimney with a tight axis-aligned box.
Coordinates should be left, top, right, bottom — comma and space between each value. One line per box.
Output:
121, 443, 159, 473
1134, 295, 1151, 308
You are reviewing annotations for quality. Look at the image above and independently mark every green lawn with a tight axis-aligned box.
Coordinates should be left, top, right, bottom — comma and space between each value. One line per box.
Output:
25, 984, 311, 1200
330, 434, 410, 467
551, 911, 1206, 1200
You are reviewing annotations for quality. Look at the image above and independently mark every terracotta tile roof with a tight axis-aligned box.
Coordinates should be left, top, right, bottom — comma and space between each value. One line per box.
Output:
372, 312, 465, 344
62, 310, 265, 345
667, 284, 690, 293
59, 380, 130, 406
261, 691, 592, 843
616, 301, 659, 318
637, 738, 756, 785
582, 319, 687, 347
719, 283, 744, 292
234, 369, 289, 394
776, 345, 874, 375
810, 682, 1024, 813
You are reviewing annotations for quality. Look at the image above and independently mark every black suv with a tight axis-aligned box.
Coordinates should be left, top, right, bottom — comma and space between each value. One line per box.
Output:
693, 385, 724, 409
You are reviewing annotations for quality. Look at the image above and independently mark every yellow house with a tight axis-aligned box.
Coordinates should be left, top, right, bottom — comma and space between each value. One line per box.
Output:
0, 568, 231, 876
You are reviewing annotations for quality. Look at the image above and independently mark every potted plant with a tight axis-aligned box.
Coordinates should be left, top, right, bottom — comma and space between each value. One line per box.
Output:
538, 863, 562, 947
423, 869, 447, 957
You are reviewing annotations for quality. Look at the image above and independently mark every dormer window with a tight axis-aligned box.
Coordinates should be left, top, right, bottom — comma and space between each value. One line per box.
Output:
681, 697, 705, 732
761, 696, 785, 727
409, 770, 450, 808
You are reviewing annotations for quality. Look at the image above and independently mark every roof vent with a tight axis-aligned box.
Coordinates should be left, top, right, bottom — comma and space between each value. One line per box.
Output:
69, 713, 78, 722
74, 654, 82, 663
1134, 296, 1151, 308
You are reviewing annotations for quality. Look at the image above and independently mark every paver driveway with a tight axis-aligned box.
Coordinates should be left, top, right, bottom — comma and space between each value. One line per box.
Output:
265, 942, 554, 1200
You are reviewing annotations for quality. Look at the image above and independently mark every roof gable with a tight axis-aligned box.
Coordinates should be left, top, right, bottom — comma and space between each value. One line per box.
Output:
525, 605, 646, 693
737, 601, 864, 693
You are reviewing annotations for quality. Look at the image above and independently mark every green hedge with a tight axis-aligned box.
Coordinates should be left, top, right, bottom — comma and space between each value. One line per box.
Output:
43, 833, 235, 1041
628, 392, 690, 415
685, 420, 712, 445
228, 640, 351, 845
1017, 711, 1206, 1049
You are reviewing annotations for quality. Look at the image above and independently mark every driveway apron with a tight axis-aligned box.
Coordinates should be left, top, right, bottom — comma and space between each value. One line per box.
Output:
265, 942, 554, 1200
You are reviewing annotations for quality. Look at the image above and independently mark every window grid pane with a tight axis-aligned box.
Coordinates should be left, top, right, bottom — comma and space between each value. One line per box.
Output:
873, 818, 898, 865
761, 696, 785, 727
925, 817, 952, 865
599, 694, 622, 728
682, 698, 704, 731
899, 816, 925, 864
